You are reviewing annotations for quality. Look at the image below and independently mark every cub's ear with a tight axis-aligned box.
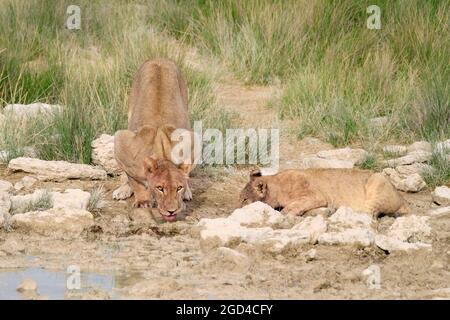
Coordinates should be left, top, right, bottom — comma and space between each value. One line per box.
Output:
254, 180, 267, 198
250, 168, 262, 180
143, 157, 158, 175
179, 163, 192, 177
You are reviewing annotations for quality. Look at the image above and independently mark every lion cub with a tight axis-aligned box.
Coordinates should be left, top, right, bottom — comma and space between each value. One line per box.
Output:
114, 58, 196, 222
239, 168, 410, 218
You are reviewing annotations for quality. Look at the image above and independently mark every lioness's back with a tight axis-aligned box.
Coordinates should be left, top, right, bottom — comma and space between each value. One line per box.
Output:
128, 58, 189, 132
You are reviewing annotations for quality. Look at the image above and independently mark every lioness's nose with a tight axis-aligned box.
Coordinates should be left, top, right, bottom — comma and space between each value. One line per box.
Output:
167, 209, 176, 215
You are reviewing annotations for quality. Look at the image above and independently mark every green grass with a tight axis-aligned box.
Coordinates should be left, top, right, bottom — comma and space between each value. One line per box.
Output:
422, 150, 450, 188
150, 0, 449, 147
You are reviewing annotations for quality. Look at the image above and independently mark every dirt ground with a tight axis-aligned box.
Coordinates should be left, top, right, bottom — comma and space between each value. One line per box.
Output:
0, 80, 449, 300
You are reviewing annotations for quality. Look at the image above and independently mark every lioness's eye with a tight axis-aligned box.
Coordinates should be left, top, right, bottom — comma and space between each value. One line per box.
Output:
156, 186, 164, 192
177, 186, 183, 192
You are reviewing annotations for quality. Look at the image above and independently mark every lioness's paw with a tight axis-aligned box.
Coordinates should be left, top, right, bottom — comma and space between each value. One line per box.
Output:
113, 184, 133, 200
133, 200, 152, 208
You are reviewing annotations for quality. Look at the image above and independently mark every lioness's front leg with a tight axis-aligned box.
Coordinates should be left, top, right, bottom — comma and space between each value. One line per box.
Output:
128, 177, 152, 208
281, 197, 327, 216
112, 172, 134, 200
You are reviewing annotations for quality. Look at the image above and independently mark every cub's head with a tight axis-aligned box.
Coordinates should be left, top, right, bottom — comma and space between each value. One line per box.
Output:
143, 157, 191, 222
239, 169, 268, 206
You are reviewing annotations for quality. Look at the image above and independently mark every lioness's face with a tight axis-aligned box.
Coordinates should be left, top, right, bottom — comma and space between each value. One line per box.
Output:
144, 158, 190, 222
239, 169, 267, 206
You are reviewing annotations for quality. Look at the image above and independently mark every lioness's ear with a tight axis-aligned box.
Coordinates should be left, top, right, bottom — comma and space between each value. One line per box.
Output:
143, 157, 158, 175
254, 180, 267, 197
179, 163, 192, 177
250, 168, 262, 180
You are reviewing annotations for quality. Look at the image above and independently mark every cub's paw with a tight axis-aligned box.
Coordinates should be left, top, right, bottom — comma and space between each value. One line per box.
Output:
133, 200, 152, 208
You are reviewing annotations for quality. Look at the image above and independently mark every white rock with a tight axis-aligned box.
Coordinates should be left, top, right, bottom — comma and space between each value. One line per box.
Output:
198, 202, 327, 252
328, 207, 373, 229
8, 157, 107, 181
382, 168, 426, 192
10, 189, 50, 213
383, 145, 407, 156
301, 157, 354, 169
52, 189, 91, 210
0, 212, 3, 227
387, 215, 431, 243
427, 206, 450, 217
383, 151, 432, 167
318, 228, 375, 247
432, 186, 450, 206
11, 189, 91, 213
91, 134, 121, 175
0, 180, 13, 192
16, 279, 37, 292
11, 208, 94, 236
4, 103, 62, 118
316, 148, 368, 165
14, 176, 37, 191
375, 234, 431, 252
395, 163, 433, 176
407, 141, 432, 153
435, 139, 450, 154
228, 201, 285, 227
0, 191, 11, 229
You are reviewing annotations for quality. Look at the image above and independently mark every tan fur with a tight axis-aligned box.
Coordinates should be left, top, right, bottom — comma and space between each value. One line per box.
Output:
239, 168, 410, 218
114, 59, 195, 221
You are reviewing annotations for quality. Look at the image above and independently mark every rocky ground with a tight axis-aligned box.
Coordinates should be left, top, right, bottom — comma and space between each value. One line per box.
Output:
0, 86, 449, 300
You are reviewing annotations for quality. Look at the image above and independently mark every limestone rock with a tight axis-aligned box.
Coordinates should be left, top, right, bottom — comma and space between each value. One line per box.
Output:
0, 180, 13, 192
11, 208, 94, 236
382, 168, 426, 192
328, 207, 373, 229
198, 202, 327, 252
382, 151, 432, 167
387, 215, 431, 243
52, 189, 91, 210
8, 157, 107, 181
395, 163, 433, 176
11, 189, 91, 213
14, 176, 37, 191
318, 228, 375, 247
432, 186, 450, 206
4, 103, 62, 118
375, 235, 431, 252
91, 134, 121, 175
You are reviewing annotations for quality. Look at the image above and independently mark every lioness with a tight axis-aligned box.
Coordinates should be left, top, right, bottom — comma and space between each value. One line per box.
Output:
114, 58, 196, 222
240, 168, 410, 218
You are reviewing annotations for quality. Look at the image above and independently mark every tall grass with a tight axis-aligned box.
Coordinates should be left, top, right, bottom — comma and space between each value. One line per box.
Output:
150, 0, 449, 146
0, 0, 229, 163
